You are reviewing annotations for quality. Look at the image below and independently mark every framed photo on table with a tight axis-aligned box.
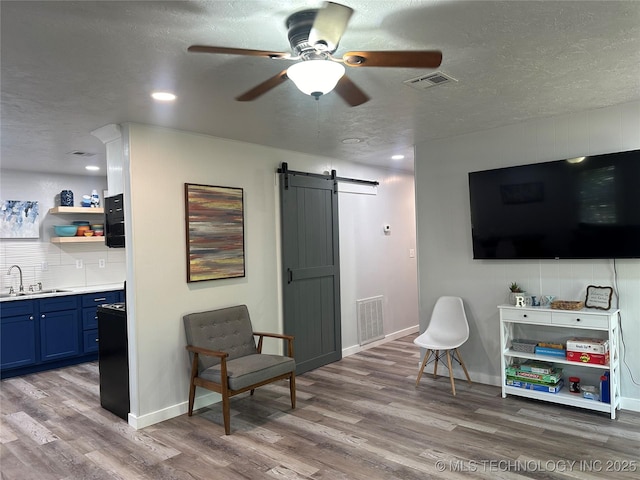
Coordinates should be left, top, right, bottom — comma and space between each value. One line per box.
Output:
585, 285, 613, 310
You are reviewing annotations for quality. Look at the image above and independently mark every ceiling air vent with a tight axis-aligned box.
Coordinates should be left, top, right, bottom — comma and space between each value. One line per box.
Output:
403, 71, 457, 91
67, 150, 96, 158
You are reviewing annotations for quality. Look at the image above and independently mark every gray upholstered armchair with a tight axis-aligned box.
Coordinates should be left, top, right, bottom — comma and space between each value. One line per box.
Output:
183, 305, 296, 434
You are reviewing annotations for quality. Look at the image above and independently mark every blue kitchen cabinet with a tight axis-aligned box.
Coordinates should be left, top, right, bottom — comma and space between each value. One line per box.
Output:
0, 289, 123, 378
81, 291, 120, 353
39, 296, 79, 361
0, 300, 36, 370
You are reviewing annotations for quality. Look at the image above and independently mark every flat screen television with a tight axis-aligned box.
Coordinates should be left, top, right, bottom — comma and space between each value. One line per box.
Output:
468, 149, 640, 259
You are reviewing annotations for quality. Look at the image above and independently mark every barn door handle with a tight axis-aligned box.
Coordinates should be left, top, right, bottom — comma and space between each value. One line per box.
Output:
287, 269, 293, 284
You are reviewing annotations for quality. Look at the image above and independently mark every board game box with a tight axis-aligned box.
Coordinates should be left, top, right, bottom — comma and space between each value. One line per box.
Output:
566, 350, 609, 365
506, 378, 564, 393
534, 346, 567, 358
505, 367, 562, 384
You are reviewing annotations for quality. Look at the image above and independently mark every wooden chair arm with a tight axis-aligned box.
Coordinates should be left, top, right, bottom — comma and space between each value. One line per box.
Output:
186, 345, 229, 359
186, 345, 229, 392
253, 331, 294, 341
253, 332, 295, 358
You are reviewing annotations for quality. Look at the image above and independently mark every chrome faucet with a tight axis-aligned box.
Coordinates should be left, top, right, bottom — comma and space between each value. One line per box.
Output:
7, 265, 24, 293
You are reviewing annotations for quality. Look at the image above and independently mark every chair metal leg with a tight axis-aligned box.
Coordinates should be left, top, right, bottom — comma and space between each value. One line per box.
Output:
445, 350, 456, 396
416, 349, 432, 386
433, 350, 439, 379
455, 348, 472, 384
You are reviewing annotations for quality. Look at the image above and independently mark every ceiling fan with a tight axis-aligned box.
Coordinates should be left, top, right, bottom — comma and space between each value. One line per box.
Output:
188, 1, 442, 107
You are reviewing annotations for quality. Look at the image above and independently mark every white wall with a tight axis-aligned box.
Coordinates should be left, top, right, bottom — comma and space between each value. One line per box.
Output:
0, 170, 125, 290
414, 100, 640, 410
124, 124, 419, 427
339, 175, 419, 351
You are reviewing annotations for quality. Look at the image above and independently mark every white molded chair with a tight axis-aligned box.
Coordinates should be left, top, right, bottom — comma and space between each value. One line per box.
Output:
414, 296, 472, 395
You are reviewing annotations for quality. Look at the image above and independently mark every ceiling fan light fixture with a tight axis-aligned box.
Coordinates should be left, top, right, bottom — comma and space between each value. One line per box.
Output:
287, 60, 345, 98
151, 91, 176, 102
566, 156, 586, 164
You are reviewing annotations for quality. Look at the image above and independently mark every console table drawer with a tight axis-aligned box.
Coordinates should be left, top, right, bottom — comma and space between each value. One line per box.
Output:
552, 312, 608, 328
501, 309, 551, 324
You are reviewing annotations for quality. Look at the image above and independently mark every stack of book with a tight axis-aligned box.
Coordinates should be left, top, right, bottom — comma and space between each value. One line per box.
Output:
506, 360, 563, 393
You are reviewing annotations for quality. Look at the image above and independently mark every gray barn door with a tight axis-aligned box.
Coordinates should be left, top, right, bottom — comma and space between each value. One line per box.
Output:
279, 165, 341, 375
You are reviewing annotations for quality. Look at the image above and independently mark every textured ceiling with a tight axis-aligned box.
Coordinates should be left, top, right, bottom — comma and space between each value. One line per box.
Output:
1, 0, 639, 176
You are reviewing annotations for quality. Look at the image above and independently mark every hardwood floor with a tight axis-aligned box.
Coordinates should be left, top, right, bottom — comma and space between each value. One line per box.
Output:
2, 335, 639, 479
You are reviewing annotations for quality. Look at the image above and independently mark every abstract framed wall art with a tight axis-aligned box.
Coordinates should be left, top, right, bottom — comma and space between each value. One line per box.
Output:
0, 200, 40, 238
185, 184, 245, 282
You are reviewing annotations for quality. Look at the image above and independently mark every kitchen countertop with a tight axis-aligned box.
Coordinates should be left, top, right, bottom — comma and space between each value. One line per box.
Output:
0, 283, 124, 302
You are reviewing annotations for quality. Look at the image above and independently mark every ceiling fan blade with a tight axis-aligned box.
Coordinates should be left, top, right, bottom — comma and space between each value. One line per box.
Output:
235, 70, 289, 101
188, 45, 291, 59
309, 2, 354, 52
334, 75, 369, 107
342, 51, 443, 68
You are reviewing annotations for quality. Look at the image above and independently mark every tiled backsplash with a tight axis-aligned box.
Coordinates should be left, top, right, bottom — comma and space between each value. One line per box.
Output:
1, 239, 125, 292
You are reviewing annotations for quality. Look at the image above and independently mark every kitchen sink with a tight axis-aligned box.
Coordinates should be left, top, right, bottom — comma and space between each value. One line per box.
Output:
37, 289, 70, 294
0, 292, 28, 298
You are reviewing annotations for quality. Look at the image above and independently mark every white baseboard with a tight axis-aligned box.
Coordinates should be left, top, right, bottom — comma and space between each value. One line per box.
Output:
620, 396, 640, 413
342, 325, 419, 357
128, 392, 219, 430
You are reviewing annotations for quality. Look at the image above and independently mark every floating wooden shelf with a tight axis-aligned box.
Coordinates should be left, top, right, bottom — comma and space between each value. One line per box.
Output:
50, 236, 105, 244
49, 207, 104, 214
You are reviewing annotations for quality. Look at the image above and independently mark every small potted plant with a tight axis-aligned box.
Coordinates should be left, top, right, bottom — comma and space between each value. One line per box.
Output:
509, 282, 523, 293
509, 282, 526, 305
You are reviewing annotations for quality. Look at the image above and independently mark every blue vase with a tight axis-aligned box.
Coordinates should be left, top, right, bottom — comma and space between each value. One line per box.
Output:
61, 190, 74, 206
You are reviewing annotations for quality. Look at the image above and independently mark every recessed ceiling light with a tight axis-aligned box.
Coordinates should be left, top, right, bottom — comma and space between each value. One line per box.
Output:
391, 154, 405, 160
151, 91, 176, 101
85, 165, 100, 171
341, 138, 362, 144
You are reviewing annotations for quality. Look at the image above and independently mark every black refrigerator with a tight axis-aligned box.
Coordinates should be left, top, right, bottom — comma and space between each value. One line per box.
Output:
97, 303, 130, 420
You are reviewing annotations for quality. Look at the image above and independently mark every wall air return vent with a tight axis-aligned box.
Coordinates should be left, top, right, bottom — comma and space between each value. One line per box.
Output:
357, 296, 385, 346
403, 71, 457, 91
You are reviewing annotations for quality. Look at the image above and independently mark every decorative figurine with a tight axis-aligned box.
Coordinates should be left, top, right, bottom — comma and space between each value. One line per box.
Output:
91, 190, 100, 208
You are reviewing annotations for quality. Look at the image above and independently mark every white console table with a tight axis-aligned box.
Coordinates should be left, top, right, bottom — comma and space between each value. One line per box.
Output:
499, 305, 620, 419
